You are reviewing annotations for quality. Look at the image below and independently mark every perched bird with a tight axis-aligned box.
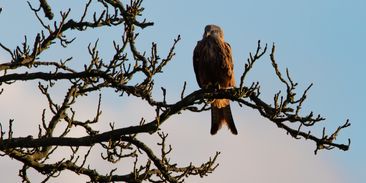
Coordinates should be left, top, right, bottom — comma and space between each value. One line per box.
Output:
193, 24, 238, 135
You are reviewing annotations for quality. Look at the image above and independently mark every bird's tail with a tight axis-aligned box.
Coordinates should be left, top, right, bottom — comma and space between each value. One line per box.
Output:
211, 99, 238, 135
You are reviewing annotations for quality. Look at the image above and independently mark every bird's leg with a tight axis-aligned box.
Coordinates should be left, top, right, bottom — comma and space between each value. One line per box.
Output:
204, 82, 216, 104
214, 82, 221, 90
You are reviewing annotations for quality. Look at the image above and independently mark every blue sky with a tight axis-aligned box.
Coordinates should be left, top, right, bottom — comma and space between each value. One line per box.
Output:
0, 0, 365, 182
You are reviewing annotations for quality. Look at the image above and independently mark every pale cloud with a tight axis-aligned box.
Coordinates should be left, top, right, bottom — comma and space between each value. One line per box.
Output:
159, 107, 348, 183
0, 83, 348, 182
99, 99, 348, 183
0, 82, 102, 182
0, 82, 46, 136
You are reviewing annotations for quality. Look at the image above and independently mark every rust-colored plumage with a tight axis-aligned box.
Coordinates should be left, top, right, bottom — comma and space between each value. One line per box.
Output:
193, 25, 238, 135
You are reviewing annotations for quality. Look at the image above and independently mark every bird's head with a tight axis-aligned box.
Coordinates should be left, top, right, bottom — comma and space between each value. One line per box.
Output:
203, 24, 224, 40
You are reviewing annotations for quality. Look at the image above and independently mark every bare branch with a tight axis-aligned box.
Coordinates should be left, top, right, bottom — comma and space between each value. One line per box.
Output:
0, 1, 350, 182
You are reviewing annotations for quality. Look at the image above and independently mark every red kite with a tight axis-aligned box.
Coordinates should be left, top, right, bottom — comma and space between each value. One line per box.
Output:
193, 24, 238, 135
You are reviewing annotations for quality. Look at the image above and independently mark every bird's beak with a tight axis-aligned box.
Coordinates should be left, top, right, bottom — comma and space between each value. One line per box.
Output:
204, 31, 211, 38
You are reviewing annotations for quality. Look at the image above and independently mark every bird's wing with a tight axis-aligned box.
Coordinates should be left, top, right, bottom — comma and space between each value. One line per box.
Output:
214, 41, 235, 87
223, 42, 235, 87
193, 41, 204, 88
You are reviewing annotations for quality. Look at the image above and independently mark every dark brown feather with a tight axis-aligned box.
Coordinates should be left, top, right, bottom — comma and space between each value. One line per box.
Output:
193, 37, 235, 88
193, 33, 237, 135
211, 102, 237, 135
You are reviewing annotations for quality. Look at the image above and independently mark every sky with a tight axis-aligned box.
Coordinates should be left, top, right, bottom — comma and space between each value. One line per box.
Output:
0, 0, 365, 182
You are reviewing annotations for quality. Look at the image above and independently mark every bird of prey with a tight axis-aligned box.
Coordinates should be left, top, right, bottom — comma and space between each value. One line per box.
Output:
193, 24, 238, 135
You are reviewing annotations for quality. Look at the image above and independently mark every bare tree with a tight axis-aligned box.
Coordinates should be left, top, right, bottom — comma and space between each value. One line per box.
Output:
0, 0, 350, 182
